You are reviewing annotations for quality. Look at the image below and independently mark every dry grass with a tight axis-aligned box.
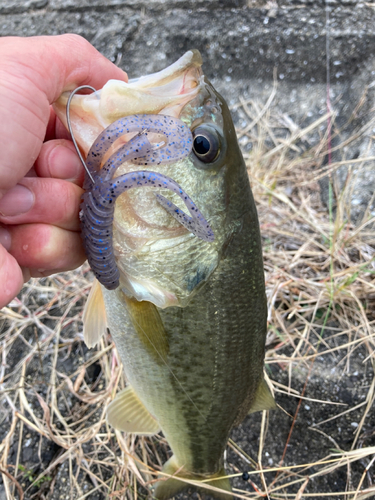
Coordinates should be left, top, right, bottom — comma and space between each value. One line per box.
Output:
1, 87, 374, 499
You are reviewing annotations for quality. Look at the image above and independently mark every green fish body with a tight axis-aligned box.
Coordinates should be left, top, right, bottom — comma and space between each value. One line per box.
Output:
55, 50, 273, 499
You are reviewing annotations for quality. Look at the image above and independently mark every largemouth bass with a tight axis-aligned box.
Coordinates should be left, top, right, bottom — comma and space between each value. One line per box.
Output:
54, 50, 275, 500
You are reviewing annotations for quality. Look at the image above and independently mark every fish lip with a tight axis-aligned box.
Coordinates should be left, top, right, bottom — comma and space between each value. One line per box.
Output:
127, 50, 203, 88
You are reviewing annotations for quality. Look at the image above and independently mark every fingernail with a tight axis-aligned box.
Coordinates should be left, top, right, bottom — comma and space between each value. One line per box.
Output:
0, 227, 11, 250
0, 185, 34, 216
49, 145, 82, 180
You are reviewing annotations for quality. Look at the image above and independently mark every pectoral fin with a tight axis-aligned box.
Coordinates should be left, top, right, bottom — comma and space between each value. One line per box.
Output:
154, 456, 232, 500
83, 279, 107, 348
106, 385, 160, 435
123, 295, 169, 363
249, 378, 277, 414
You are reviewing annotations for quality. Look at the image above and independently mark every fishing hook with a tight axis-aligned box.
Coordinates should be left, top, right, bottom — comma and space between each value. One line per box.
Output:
66, 85, 97, 184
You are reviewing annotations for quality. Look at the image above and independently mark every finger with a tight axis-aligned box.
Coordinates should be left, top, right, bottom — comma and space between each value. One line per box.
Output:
0, 34, 127, 194
0, 178, 83, 231
5, 223, 86, 272
34, 139, 85, 185
0, 241, 24, 309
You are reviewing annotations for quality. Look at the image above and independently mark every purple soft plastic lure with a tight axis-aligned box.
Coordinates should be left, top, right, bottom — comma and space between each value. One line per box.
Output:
80, 114, 215, 290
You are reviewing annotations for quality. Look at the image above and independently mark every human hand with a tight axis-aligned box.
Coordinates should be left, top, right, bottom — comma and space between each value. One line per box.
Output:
0, 34, 127, 308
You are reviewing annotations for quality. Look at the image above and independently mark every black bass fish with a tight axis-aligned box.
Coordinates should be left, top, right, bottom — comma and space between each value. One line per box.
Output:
54, 50, 275, 499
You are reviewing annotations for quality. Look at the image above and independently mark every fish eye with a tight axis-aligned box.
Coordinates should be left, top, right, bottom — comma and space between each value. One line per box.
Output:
192, 126, 220, 163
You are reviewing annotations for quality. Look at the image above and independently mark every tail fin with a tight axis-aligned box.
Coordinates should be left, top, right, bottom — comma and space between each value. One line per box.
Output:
154, 456, 232, 500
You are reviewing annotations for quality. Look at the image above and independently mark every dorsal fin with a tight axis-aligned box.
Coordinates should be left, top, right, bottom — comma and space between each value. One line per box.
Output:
106, 385, 160, 435
123, 295, 169, 363
83, 279, 107, 348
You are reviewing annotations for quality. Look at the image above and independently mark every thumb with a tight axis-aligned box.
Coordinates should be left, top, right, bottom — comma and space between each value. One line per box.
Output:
0, 34, 127, 195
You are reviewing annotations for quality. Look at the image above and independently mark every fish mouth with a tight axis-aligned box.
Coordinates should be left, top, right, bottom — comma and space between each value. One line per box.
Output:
54, 50, 204, 156
56, 50, 206, 242
101, 49, 204, 121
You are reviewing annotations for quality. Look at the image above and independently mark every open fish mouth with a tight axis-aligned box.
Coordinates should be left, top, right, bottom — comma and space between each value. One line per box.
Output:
56, 50, 204, 155
78, 113, 215, 290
